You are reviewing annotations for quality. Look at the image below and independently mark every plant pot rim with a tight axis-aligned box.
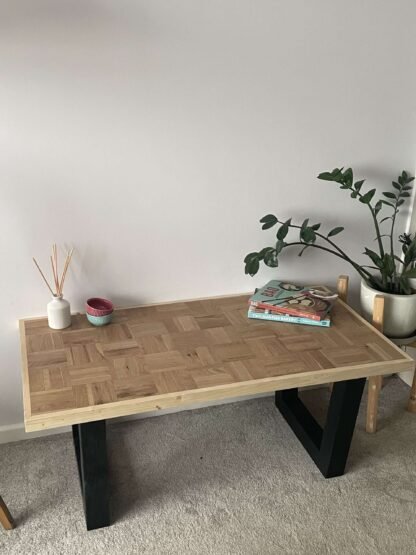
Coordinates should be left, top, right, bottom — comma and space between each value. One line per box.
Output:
361, 279, 416, 298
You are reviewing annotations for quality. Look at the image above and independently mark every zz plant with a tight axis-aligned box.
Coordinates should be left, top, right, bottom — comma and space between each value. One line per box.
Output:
244, 168, 416, 294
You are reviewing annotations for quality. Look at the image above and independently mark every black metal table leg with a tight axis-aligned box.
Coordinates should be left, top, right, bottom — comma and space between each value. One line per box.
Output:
275, 378, 366, 478
72, 420, 110, 530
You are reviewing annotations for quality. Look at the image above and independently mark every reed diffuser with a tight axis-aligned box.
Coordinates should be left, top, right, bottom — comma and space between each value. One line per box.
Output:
33, 245, 74, 330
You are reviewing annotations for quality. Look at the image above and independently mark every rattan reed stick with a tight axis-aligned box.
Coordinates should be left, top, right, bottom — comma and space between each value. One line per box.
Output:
53, 244, 58, 287
58, 248, 74, 296
33, 257, 55, 296
50, 255, 59, 294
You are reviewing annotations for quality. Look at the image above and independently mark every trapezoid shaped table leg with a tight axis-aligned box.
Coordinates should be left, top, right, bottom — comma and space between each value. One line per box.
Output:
276, 377, 366, 478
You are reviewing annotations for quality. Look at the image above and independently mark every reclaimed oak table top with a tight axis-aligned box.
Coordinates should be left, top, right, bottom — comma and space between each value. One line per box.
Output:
19, 293, 414, 432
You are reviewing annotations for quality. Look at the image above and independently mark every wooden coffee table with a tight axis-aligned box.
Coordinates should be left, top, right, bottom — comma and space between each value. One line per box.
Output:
19, 293, 414, 530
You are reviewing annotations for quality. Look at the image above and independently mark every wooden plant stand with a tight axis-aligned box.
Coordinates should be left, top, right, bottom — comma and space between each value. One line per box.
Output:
336, 275, 416, 433
366, 294, 385, 433
0, 496, 15, 530
408, 371, 416, 413
364, 289, 416, 432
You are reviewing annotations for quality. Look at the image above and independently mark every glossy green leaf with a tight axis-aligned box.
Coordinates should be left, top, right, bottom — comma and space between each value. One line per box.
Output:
359, 189, 376, 204
245, 257, 260, 276
317, 172, 334, 181
404, 236, 416, 266
258, 247, 274, 260
301, 218, 309, 231
343, 168, 353, 187
260, 214, 278, 230
264, 249, 279, 267
327, 226, 344, 237
275, 240, 286, 255
276, 225, 288, 241
317, 168, 344, 183
383, 254, 396, 277
364, 248, 383, 269
244, 252, 259, 263
374, 200, 383, 216
300, 227, 316, 243
382, 191, 396, 199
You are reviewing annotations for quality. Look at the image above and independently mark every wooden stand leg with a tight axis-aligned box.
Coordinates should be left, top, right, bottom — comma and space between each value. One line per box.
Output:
366, 376, 383, 433
366, 295, 384, 433
0, 496, 15, 530
407, 370, 416, 413
327, 276, 350, 393
337, 275, 349, 303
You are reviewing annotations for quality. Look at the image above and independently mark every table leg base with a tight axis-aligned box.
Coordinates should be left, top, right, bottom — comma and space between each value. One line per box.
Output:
275, 378, 366, 478
72, 421, 110, 530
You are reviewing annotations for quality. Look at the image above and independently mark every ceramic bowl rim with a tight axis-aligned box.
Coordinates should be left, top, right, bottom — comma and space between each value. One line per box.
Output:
85, 297, 114, 316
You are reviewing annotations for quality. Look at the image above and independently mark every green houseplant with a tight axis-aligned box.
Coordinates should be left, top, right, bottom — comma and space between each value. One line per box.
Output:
244, 167, 416, 337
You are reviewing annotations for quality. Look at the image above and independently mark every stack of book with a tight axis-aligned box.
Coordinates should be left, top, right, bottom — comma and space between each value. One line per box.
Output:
248, 280, 336, 327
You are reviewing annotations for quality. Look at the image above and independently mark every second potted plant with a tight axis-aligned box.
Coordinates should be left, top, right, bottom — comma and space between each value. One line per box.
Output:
244, 167, 416, 338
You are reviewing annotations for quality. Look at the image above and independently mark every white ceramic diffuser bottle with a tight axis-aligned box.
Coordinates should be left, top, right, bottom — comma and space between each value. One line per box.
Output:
33, 245, 74, 331
47, 295, 71, 329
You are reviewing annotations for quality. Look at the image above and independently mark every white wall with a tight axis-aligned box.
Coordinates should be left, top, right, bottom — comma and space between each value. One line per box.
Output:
1, 0, 416, 429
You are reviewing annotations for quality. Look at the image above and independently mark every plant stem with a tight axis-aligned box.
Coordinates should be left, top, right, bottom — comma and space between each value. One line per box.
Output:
350, 189, 385, 258
284, 241, 372, 282
389, 201, 400, 292
370, 207, 385, 258
277, 220, 374, 280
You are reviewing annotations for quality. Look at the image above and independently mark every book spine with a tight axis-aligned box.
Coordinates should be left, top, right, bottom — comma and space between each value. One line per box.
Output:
249, 301, 322, 321
248, 310, 331, 327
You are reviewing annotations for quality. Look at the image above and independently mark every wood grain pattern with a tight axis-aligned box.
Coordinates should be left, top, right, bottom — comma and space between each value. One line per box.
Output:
408, 369, 416, 413
336, 275, 349, 302
19, 294, 414, 431
0, 496, 15, 530
366, 295, 385, 433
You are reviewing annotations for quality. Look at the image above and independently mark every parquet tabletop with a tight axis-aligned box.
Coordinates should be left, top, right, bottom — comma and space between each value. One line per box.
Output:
19, 293, 413, 431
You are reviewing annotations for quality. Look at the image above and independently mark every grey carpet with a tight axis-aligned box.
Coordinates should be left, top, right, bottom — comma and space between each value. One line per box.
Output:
1, 376, 415, 555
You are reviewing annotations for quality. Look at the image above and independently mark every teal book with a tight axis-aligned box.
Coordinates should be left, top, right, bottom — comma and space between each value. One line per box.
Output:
248, 309, 331, 327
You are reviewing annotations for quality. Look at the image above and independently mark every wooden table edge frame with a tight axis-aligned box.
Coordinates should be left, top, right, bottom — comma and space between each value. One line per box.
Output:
0, 496, 15, 530
335, 275, 416, 433
20, 284, 414, 433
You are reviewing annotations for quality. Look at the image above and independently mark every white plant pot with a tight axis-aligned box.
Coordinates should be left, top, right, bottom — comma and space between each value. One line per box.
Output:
360, 280, 416, 338
47, 295, 71, 330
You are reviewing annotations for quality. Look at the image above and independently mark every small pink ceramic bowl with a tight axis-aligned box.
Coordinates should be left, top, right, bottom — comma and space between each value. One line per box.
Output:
85, 297, 114, 317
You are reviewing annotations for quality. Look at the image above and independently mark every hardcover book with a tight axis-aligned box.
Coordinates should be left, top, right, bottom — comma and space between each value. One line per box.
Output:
248, 308, 331, 327
249, 280, 334, 321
